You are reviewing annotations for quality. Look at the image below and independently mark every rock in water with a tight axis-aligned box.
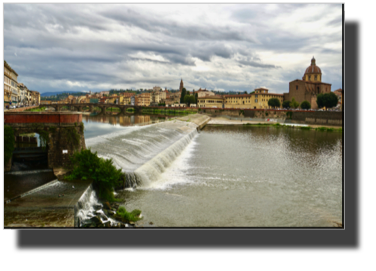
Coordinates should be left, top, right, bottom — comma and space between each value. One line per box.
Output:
103, 202, 111, 210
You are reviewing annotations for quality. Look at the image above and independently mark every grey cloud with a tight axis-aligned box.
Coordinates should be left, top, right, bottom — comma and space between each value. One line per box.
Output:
327, 16, 342, 26
238, 60, 281, 69
4, 4, 342, 94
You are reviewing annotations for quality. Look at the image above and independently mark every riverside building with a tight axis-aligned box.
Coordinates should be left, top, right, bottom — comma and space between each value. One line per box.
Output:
4, 61, 19, 103
284, 57, 332, 109
225, 88, 283, 109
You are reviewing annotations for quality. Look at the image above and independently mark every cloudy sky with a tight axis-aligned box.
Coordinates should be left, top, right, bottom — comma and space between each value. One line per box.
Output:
4, 3, 342, 94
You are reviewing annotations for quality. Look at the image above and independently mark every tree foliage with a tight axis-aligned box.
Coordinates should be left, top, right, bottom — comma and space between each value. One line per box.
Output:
180, 88, 187, 103
184, 95, 196, 106
65, 149, 123, 201
316, 92, 338, 109
282, 100, 290, 108
268, 98, 281, 108
300, 100, 311, 110
290, 97, 300, 109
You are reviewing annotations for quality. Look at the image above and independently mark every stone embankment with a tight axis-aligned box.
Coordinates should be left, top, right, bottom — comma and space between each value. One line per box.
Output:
4, 178, 92, 227
200, 108, 342, 126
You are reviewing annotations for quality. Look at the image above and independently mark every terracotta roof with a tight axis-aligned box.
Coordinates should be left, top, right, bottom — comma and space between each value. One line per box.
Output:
304, 65, 321, 74
198, 95, 224, 99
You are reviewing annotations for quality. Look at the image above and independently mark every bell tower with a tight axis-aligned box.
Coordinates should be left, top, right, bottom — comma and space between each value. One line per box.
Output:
179, 79, 184, 92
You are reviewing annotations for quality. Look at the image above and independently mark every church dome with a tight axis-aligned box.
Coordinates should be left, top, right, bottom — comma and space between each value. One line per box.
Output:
304, 57, 322, 75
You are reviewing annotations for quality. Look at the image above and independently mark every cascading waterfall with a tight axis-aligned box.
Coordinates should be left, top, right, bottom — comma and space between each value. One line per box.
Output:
127, 129, 197, 187
76, 185, 101, 225
86, 121, 199, 189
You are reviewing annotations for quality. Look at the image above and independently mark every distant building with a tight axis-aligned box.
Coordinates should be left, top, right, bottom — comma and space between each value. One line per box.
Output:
284, 57, 332, 109
198, 95, 225, 108
333, 88, 343, 110
135, 93, 150, 106
153, 86, 161, 92
196, 88, 215, 98
100, 91, 110, 97
224, 88, 283, 109
4, 61, 18, 103
18, 83, 28, 105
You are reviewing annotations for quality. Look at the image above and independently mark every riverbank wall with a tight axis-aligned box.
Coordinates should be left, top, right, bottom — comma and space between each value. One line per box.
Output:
200, 108, 342, 126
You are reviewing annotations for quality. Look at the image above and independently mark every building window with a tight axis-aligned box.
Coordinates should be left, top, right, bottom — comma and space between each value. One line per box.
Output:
255, 99, 258, 103
315, 75, 317, 80
296, 85, 298, 90
308, 75, 311, 80
255, 94, 258, 98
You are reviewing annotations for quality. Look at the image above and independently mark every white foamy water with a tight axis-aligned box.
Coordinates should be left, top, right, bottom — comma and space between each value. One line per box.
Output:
85, 120, 199, 188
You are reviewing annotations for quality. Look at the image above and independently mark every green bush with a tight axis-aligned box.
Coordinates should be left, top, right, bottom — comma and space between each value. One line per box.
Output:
300, 126, 311, 130
4, 126, 15, 165
25, 107, 46, 112
65, 149, 123, 201
268, 98, 281, 108
300, 100, 311, 110
115, 206, 143, 223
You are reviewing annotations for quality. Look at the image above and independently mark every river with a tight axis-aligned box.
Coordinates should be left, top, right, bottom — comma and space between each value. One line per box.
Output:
83, 113, 342, 227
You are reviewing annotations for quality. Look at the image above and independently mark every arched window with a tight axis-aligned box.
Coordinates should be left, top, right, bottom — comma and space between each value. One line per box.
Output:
315, 75, 317, 81
296, 85, 298, 90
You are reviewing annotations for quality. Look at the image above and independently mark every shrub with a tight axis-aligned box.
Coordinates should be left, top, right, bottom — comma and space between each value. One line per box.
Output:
300, 101, 311, 110
115, 206, 142, 223
4, 126, 15, 165
290, 98, 300, 109
268, 98, 281, 108
65, 149, 123, 201
300, 126, 311, 130
282, 100, 290, 108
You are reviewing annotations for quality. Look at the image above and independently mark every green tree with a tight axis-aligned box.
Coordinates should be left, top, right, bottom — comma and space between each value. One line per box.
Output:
244, 91, 248, 94
282, 100, 290, 108
316, 94, 325, 109
268, 98, 281, 108
300, 100, 311, 110
180, 88, 187, 103
317, 92, 338, 109
195, 93, 198, 104
290, 97, 300, 109
326, 92, 339, 109
184, 95, 196, 106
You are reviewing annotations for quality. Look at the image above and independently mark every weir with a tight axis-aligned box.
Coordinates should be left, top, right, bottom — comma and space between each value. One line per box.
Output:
86, 114, 210, 188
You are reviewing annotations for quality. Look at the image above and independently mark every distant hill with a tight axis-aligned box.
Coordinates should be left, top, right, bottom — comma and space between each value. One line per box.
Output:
41, 91, 89, 97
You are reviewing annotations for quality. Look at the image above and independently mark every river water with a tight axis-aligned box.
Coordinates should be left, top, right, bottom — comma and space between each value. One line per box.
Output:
84, 114, 343, 227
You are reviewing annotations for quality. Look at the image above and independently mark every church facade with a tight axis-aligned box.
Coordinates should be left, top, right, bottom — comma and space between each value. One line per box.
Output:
284, 57, 332, 109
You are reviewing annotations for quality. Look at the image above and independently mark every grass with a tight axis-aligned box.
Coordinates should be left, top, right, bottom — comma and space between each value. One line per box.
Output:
115, 206, 142, 223
25, 107, 46, 112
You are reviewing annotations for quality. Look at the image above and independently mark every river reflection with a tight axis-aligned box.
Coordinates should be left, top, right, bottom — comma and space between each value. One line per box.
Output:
83, 113, 171, 139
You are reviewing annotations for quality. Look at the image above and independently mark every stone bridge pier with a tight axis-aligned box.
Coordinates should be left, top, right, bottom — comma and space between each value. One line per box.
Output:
4, 112, 86, 170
